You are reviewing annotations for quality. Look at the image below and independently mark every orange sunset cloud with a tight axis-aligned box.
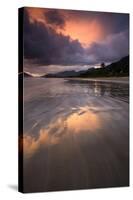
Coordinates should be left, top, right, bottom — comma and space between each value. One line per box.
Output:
26, 7, 105, 46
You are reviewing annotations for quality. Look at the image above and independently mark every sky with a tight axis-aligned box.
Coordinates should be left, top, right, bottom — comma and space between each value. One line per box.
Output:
23, 7, 129, 75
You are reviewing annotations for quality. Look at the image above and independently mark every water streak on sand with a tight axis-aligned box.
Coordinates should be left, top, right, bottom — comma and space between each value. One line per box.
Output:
23, 78, 129, 192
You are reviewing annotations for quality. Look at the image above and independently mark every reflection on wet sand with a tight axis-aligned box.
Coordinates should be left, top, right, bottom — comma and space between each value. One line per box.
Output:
23, 108, 101, 158
23, 78, 129, 193
67, 79, 129, 103
67, 108, 101, 133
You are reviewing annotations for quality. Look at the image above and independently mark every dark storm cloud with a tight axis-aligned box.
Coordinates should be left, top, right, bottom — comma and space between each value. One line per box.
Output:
24, 9, 84, 65
67, 10, 129, 35
23, 8, 129, 67
44, 10, 65, 29
87, 30, 129, 63
97, 12, 129, 35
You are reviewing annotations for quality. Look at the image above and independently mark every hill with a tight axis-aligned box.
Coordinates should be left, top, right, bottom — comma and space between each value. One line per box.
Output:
78, 56, 129, 78
43, 56, 129, 78
19, 72, 33, 78
44, 70, 87, 78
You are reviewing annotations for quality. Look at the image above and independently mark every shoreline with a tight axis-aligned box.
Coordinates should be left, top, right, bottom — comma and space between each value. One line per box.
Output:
66, 77, 129, 84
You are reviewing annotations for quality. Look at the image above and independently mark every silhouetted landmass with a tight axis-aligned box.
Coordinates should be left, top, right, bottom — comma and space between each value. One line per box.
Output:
79, 55, 129, 78
44, 56, 129, 78
44, 70, 87, 78
24, 72, 33, 77
19, 72, 33, 79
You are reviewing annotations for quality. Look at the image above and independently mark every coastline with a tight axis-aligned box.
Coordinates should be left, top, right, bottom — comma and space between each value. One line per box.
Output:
66, 77, 129, 84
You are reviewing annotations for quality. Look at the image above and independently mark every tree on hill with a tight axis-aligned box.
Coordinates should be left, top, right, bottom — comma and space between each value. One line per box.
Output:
101, 62, 105, 68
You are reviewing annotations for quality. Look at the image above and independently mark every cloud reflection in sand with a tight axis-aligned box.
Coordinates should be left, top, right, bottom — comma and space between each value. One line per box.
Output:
23, 107, 101, 158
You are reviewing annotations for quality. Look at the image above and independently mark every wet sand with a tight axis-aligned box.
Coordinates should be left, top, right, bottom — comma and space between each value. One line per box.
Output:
66, 77, 129, 84
23, 78, 129, 193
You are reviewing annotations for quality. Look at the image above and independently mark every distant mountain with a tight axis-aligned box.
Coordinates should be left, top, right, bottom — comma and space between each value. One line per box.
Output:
19, 72, 33, 78
106, 55, 129, 76
43, 69, 91, 78
24, 72, 33, 77
78, 56, 129, 78
20, 56, 129, 79
43, 56, 129, 78
19, 56, 128, 79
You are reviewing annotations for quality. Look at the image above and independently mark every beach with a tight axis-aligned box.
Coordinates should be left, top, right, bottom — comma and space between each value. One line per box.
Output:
23, 77, 129, 192
66, 77, 129, 84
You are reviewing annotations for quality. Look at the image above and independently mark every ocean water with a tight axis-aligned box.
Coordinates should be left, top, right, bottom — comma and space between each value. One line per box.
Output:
23, 78, 129, 192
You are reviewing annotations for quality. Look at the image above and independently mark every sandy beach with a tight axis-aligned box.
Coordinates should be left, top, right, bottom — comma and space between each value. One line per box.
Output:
23, 78, 129, 192
66, 77, 129, 84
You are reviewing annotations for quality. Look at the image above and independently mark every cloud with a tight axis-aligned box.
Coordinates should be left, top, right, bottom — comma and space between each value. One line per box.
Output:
66, 10, 129, 35
23, 8, 129, 68
87, 30, 129, 63
23, 108, 101, 158
44, 10, 66, 29
98, 12, 129, 35
24, 9, 85, 65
